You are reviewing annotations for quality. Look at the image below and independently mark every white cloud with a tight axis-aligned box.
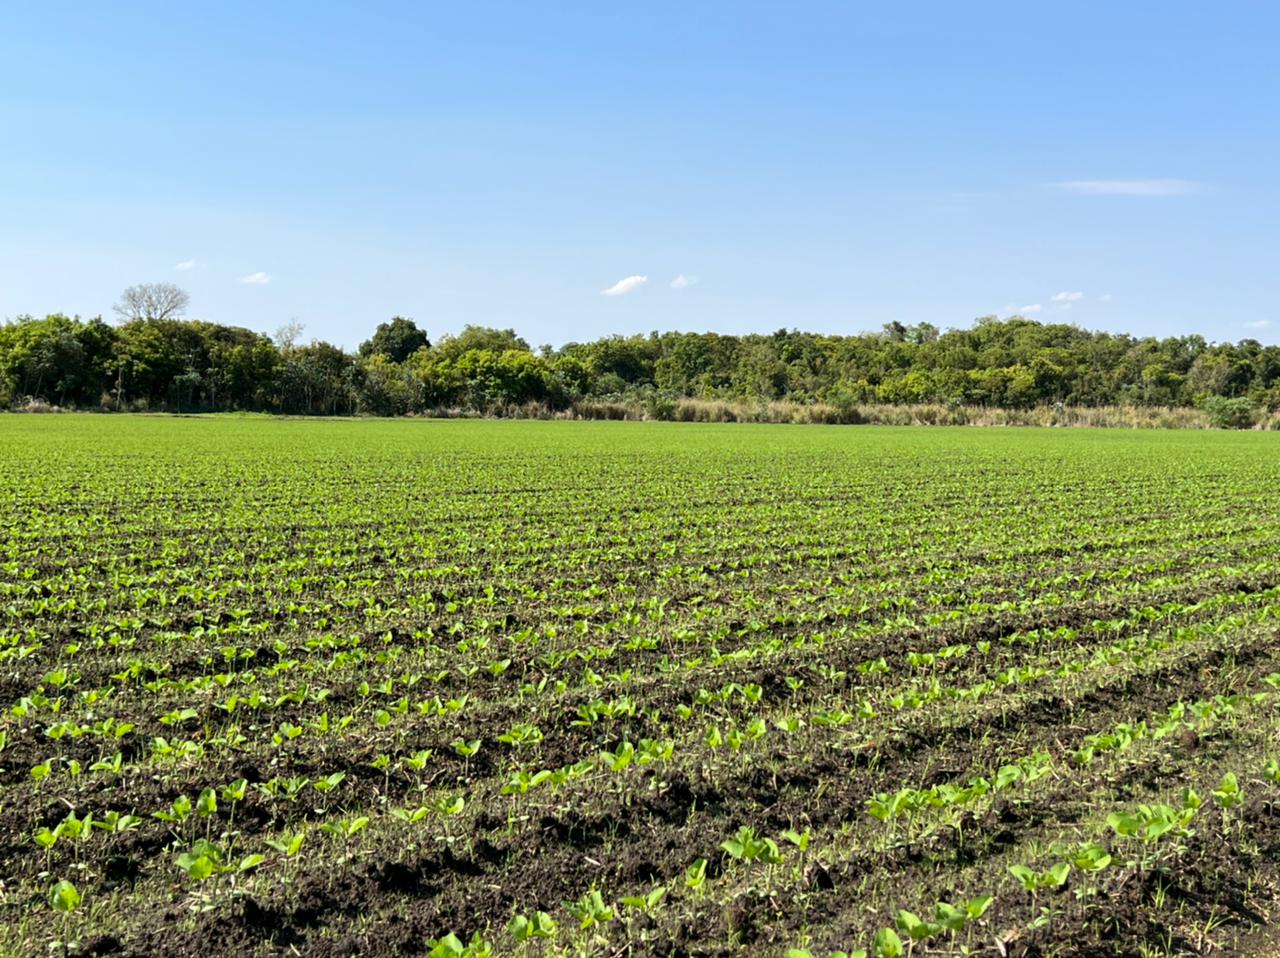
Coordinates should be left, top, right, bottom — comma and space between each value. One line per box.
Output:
1053, 179, 1200, 197
238, 271, 272, 285
1099, 293, 1113, 302
601, 275, 647, 296
175, 258, 197, 271
670, 273, 699, 289
1243, 320, 1271, 330
1052, 290, 1084, 302
1018, 304, 1043, 314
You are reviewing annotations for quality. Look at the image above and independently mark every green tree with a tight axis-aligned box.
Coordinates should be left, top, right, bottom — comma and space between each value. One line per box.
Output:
358, 317, 430, 363
433, 326, 530, 363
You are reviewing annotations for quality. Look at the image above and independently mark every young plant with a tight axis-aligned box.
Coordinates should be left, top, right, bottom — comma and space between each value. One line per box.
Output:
563, 888, 614, 929
1212, 772, 1243, 811
600, 741, 635, 772
265, 830, 307, 858
685, 858, 708, 893
509, 911, 558, 941
620, 885, 666, 916
49, 879, 82, 954
872, 927, 904, 958
427, 932, 493, 958
50, 879, 81, 912
1009, 862, 1070, 896
721, 826, 784, 865
894, 909, 939, 945
176, 839, 264, 880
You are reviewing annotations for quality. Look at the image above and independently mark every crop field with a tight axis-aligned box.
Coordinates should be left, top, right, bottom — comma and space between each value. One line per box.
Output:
5, 416, 1280, 958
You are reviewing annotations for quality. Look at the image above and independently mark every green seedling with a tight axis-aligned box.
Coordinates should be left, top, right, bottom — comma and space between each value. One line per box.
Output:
265, 830, 307, 857
1070, 842, 1112, 872
782, 828, 811, 851
437, 795, 466, 815
90, 752, 124, 775
873, 927, 904, 958
428, 932, 492, 958
620, 885, 666, 914
159, 707, 199, 726
932, 895, 994, 932
509, 911, 558, 940
498, 723, 542, 748
600, 741, 635, 772
1107, 800, 1197, 845
320, 816, 369, 840
176, 839, 263, 879
313, 772, 346, 794
501, 769, 553, 794
93, 811, 143, 833
721, 826, 783, 864
196, 787, 218, 818
49, 880, 81, 912
1212, 772, 1244, 810
392, 805, 432, 824
685, 858, 708, 891
564, 888, 613, 929
403, 748, 434, 772
894, 909, 939, 943
153, 794, 194, 824
1009, 862, 1070, 893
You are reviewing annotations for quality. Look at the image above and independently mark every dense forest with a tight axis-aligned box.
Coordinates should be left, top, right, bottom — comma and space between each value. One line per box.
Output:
3, 302, 1278, 422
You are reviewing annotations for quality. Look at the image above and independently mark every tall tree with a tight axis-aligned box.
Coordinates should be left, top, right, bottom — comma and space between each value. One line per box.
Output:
113, 283, 190, 322
358, 317, 429, 363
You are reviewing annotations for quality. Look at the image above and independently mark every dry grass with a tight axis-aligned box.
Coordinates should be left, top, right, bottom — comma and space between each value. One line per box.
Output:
565, 398, 1226, 429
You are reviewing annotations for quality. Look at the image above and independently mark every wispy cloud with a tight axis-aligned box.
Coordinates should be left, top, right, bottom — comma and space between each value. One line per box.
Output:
1053, 179, 1200, 197
238, 271, 272, 285
670, 273, 698, 289
1052, 290, 1084, 302
1018, 304, 1043, 314
1099, 293, 1113, 302
601, 275, 647, 296
1243, 320, 1271, 330
175, 258, 197, 271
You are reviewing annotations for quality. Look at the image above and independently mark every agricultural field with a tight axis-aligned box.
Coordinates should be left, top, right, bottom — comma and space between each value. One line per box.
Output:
5, 416, 1280, 958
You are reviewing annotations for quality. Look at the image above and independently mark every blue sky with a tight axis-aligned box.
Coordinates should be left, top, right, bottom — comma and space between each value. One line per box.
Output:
2, 2, 1277, 348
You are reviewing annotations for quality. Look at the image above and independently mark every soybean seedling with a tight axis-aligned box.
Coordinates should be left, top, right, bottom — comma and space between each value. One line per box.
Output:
49, 879, 82, 955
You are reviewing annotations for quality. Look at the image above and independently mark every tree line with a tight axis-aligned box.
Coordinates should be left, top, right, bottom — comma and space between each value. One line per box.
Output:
2, 286, 1278, 418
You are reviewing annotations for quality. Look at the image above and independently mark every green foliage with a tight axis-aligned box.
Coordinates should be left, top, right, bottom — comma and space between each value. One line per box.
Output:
685, 858, 708, 890
49, 880, 81, 912
1203, 395, 1257, 429
894, 910, 935, 943
508, 911, 558, 941
6, 313, 1280, 416
1069, 843, 1113, 872
563, 888, 614, 929
1107, 797, 1198, 844
620, 886, 666, 914
6, 415, 1280, 956
1212, 772, 1244, 810
359, 317, 430, 363
1009, 862, 1071, 892
265, 831, 307, 857
721, 825, 784, 864
428, 932, 492, 958
872, 927, 904, 958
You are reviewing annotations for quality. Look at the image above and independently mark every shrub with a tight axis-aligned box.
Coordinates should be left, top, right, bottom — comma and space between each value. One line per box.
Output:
1202, 396, 1257, 430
